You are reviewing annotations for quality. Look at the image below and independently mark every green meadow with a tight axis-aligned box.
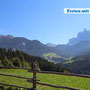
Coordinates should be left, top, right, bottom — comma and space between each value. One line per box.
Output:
0, 69, 90, 90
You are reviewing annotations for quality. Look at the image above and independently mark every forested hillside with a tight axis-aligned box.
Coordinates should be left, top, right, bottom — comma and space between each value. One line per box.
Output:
0, 48, 68, 72
63, 53, 90, 74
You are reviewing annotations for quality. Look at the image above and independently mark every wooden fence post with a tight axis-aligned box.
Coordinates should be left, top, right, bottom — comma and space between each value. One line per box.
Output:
33, 63, 37, 90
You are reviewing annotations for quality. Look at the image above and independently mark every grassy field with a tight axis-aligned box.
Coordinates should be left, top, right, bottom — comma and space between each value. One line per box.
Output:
0, 69, 90, 90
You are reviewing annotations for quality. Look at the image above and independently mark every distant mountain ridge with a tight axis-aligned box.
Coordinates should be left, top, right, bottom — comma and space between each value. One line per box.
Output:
55, 29, 90, 56
56, 40, 90, 56
0, 35, 65, 58
0, 35, 14, 39
46, 43, 56, 47
1, 29, 90, 59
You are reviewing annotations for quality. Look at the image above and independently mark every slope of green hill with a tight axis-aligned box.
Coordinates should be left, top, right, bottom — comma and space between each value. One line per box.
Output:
43, 53, 66, 63
0, 69, 90, 90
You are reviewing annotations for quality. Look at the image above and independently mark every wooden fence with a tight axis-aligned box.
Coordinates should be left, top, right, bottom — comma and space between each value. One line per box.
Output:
0, 64, 90, 90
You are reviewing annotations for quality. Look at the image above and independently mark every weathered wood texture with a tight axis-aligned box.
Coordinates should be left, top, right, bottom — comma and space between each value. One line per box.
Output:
32, 64, 37, 90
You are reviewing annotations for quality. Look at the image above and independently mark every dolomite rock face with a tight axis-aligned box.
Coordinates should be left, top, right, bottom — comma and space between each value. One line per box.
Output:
68, 29, 90, 45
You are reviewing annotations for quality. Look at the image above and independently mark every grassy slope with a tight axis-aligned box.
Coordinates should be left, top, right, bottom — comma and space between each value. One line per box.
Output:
0, 69, 90, 90
43, 53, 61, 58
43, 53, 66, 63
43, 53, 61, 62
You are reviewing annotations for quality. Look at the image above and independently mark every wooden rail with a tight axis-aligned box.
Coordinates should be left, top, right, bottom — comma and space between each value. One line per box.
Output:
36, 82, 80, 90
0, 73, 32, 79
37, 71, 90, 78
0, 83, 32, 90
0, 65, 89, 90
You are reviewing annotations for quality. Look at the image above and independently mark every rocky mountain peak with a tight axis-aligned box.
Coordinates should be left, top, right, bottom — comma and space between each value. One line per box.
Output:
68, 29, 90, 45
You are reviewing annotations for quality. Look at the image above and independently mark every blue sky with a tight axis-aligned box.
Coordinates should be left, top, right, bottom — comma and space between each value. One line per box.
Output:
0, 0, 90, 44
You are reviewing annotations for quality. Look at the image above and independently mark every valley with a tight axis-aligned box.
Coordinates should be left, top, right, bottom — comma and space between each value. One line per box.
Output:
0, 29, 90, 89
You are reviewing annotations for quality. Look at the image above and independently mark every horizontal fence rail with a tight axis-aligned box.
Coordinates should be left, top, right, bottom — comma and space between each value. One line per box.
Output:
37, 71, 90, 78
0, 83, 32, 90
0, 73, 32, 79
36, 82, 80, 90
0, 65, 90, 90
1, 66, 90, 79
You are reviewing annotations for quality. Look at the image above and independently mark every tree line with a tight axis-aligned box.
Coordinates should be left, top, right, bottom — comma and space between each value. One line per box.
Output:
0, 48, 69, 72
